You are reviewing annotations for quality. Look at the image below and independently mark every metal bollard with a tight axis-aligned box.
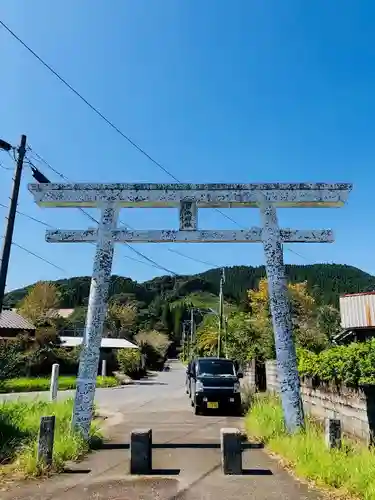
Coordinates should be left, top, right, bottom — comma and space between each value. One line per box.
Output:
325, 418, 341, 449
220, 428, 242, 475
37, 416, 56, 466
50, 363, 59, 401
130, 428, 152, 474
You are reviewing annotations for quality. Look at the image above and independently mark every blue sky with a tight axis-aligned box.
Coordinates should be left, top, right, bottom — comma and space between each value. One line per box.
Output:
1, 0, 374, 292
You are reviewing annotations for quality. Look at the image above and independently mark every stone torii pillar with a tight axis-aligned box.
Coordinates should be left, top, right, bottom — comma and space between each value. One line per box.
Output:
71, 204, 118, 436
28, 182, 352, 436
260, 202, 304, 429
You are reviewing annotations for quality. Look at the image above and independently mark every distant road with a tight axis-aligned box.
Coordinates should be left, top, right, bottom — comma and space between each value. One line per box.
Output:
0, 360, 187, 413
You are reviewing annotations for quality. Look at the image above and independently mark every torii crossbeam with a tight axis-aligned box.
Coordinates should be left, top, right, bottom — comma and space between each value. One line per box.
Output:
29, 182, 352, 438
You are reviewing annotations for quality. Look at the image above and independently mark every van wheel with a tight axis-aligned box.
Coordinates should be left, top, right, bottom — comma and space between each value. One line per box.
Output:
194, 404, 202, 415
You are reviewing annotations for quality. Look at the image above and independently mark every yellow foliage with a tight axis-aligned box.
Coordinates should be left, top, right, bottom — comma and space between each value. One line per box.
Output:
247, 278, 269, 315
195, 315, 218, 356
18, 281, 60, 326
106, 303, 137, 336
248, 278, 315, 317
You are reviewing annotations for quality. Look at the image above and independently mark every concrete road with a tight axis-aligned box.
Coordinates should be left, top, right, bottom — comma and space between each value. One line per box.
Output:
1, 360, 322, 499
0, 362, 184, 412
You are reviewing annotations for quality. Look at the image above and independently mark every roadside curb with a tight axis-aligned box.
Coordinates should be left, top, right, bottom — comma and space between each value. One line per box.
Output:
95, 408, 125, 434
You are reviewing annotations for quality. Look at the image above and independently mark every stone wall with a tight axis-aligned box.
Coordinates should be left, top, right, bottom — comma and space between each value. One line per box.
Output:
245, 360, 375, 443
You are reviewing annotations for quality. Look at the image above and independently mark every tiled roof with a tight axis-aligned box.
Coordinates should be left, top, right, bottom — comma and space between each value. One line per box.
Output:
0, 310, 35, 330
12, 308, 75, 319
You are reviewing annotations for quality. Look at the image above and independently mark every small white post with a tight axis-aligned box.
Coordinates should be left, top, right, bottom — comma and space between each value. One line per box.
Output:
101, 359, 107, 377
72, 205, 118, 439
259, 202, 304, 432
50, 363, 59, 401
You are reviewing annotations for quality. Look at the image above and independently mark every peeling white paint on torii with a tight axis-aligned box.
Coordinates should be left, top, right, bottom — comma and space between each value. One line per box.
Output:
29, 182, 352, 437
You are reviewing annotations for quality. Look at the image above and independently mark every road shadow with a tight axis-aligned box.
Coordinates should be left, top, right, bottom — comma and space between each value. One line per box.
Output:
242, 468, 273, 475
145, 468, 180, 476
97, 441, 264, 450
363, 385, 375, 445
63, 467, 92, 474
132, 381, 168, 386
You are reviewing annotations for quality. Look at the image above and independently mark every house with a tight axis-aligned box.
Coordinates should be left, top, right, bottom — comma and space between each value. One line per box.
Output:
334, 292, 375, 345
59, 335, 140, 374
0, 310, 36, 338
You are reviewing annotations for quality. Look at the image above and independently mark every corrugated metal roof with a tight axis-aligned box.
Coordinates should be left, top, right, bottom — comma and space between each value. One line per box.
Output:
341, 292, 375, 297
60, 336, 139, 349
0, 310, 35, 330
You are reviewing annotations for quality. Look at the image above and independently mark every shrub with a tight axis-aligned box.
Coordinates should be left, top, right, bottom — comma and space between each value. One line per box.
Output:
116, 349, 141, 376
0, 340, 24, 380
297, 339, 375, 388
135, 330, 171, 370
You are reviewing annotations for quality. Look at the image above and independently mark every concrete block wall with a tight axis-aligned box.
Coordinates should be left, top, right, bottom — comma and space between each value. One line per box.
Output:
243, 360, 256, 387
246, 360, 374, 442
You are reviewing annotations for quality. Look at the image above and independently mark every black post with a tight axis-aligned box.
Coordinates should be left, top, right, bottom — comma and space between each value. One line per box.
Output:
0, 135, 27, 313
37, 415, 56, 466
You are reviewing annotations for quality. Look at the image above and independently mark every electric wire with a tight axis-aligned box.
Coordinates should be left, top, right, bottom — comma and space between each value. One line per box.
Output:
0, 19, 309, 266
28, 148, 225, 270
0, 236, 66, 273
0, 202, 53, 228
28, 148, 309, 269
0, 161, 12, 171
0, 19, 245, 228
26, 149, 178, 276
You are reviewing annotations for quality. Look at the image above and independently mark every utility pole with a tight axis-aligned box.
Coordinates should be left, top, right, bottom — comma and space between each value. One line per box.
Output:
217, 268, 225, 358
182, 321, 186, 360
0, 135, 27, 314
190, 308, 194, 354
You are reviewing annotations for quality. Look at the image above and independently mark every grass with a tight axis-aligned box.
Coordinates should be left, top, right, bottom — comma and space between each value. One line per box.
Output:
245, 394, 375, 500
0, 398, 102, 477
0, 376, 118, 393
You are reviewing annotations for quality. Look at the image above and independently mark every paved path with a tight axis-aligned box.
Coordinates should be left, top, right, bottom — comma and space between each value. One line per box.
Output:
1, 360, 322, 499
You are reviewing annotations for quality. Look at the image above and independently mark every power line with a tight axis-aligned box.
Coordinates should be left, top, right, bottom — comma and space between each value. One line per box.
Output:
0, 199, 177, 273
27, 149, 226, 272
27, 148, 309, 271
0, 237, 66, 273
0, 18, 309, 266
26, 148, 178, 276
0, 202, 53, 228
0, 19, 243, 228
0, 161, 12, 171
283, 246, 309, 262
167, 248, 220, 269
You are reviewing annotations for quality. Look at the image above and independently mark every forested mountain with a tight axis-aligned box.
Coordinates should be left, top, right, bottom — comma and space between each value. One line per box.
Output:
5, 263, 375, 310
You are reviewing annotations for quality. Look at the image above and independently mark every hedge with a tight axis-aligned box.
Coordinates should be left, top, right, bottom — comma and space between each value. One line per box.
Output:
116, 349, 141, 376
297, 339, 375, 387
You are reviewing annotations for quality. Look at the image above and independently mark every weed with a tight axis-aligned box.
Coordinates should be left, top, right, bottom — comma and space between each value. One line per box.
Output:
246, 394, 375, 499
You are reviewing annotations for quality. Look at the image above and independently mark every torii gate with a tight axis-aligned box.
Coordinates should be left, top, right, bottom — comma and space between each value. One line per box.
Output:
29, 182, 352, 438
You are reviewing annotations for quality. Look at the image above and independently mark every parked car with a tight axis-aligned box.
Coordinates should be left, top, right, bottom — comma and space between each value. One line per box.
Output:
187, 357, 243, 416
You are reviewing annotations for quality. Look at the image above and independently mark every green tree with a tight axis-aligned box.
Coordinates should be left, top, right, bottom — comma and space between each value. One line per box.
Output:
106, 303, 137, 338
316, 305, 341, 341
135, 330, 171, 369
